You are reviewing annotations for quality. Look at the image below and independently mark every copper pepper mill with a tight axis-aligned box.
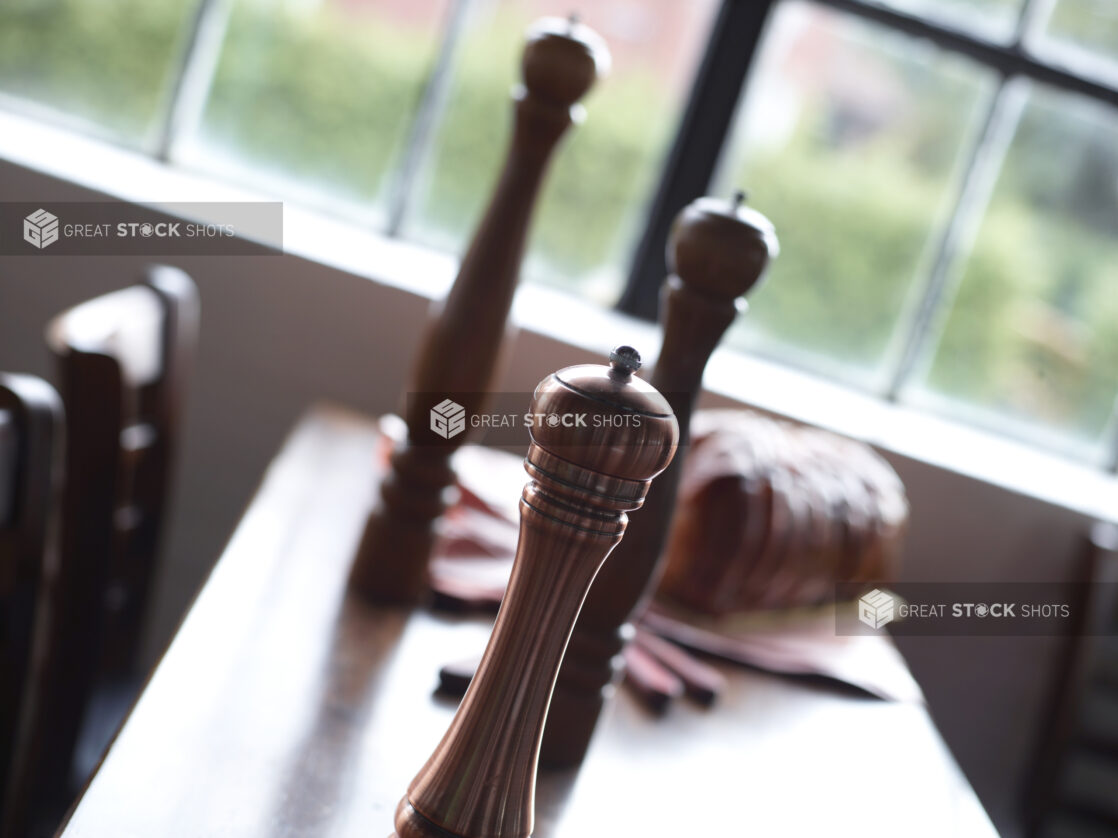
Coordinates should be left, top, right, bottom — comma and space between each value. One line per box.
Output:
393, 347, 678, 838
540, 192, 779, 767
349, 16, 610, 605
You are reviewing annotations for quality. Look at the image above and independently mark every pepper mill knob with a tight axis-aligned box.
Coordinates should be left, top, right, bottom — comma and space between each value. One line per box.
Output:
608, 344, 641, 376
394, 349, 677, 838
669, 190, 778, 302
522, 14, 611, 108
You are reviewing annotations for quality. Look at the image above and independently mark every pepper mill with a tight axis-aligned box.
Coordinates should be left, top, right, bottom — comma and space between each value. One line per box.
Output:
393, 347, 678, 838
540, 192, 778, 767
349, 16, 610, 605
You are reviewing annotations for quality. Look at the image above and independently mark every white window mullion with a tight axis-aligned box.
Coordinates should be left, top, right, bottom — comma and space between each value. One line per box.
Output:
153, 0, 237, 163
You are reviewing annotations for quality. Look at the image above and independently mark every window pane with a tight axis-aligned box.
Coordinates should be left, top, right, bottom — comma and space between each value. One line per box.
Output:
712, 2, 995, 387
1038, 0, 1118, 74
402, 0, 718, 304
183, 0, 452, 213
876, 0, 1022, 42
0, 0, 194, 145
909, 87, 1118, 460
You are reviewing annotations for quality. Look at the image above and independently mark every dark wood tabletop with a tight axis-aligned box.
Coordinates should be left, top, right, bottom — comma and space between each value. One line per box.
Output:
59, 406, 997, 838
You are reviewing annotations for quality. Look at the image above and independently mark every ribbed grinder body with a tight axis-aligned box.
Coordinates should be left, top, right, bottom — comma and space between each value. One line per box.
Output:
394, 350, 677, 838
541, 194, 779, 767
349, 17, 610, 605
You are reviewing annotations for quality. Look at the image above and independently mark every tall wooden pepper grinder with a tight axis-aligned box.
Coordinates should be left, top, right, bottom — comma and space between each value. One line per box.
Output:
541, 192, 778, 767
349, 17, 610, 605
393, 347, 678, 838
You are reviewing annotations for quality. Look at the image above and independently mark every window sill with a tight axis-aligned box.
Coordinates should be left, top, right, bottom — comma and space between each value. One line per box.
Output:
1, 107, 1115, 525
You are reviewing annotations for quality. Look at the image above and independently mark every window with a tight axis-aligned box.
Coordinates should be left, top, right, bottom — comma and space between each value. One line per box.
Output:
910, 85, 1118, 461
182, 0, 454, 215
0, 0, 196, 145
628, 0, 1118, 469
875, 0, 1022, 41
1041, 0, 1118, 73
0, 0, 1115, 469
711, 3, 996, 387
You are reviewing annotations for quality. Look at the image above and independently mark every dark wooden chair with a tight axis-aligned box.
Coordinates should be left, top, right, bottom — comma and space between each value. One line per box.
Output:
15, 266, 198, 834
1029, 521, 1118, 837
0, 374, 63, 838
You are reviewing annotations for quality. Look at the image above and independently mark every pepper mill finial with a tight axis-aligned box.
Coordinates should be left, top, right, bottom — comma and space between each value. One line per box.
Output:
608, 344, 641, 377
521, 15, 609, 109
539, 193, 778, 767
348, 19, 611, 605
393, 351, 677, 838
667, 189, 778, 302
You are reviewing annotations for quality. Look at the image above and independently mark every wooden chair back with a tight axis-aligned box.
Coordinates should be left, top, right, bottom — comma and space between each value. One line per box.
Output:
17, 266, 198, 832
0, 374, 63, 838
1029, 522, 1118, 836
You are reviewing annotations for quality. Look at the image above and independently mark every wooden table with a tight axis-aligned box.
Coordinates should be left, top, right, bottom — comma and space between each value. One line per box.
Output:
60, 407, 997, 838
